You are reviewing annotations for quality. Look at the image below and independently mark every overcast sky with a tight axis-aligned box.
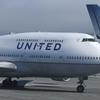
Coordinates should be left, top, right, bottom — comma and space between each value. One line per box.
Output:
0, 0, 99, 34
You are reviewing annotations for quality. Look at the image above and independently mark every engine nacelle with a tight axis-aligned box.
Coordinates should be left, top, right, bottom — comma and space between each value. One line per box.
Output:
51, 77, 70, 82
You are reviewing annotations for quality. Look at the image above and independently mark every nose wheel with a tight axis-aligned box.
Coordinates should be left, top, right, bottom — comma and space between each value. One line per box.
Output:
76, 77, 88, 93
77, 85, 84, 92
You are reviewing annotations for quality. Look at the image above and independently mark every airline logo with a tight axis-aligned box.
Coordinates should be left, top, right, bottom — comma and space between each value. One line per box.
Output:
17, 42, 62, 51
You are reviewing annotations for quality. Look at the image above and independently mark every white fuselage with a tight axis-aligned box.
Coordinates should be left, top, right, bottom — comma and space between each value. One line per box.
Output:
0, 32, 100, 78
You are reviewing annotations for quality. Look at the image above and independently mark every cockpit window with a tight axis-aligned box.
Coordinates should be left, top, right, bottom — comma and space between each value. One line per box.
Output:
82, 38, 95, 42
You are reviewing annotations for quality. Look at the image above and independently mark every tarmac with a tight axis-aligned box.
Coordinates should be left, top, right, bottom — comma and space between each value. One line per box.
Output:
0, 76, 100, 100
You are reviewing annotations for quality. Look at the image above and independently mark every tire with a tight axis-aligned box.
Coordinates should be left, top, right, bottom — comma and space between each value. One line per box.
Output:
77, 85, 84, 93
12, 80, 18, 87
2, 79, 12, 87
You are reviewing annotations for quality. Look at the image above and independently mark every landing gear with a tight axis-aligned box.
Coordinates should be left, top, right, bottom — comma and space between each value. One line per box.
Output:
76, 77, 88, 93
1, 78, 18, 88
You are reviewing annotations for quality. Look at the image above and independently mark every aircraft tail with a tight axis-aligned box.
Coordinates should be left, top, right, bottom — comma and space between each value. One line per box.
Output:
87, 5, 100, 39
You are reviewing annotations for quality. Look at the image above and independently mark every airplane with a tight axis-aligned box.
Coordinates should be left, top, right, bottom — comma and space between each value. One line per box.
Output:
0, 4, 99, 93
0, 31, 99, 93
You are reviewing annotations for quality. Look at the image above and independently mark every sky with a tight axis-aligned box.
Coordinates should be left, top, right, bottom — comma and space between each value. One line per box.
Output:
0, 0, 99, 34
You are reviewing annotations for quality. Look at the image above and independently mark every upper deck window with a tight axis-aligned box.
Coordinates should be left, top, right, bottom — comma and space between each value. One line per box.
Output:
82, 38, 95, 42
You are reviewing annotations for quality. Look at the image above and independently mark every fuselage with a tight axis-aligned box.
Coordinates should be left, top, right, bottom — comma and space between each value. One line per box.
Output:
0, 32, 100, 78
